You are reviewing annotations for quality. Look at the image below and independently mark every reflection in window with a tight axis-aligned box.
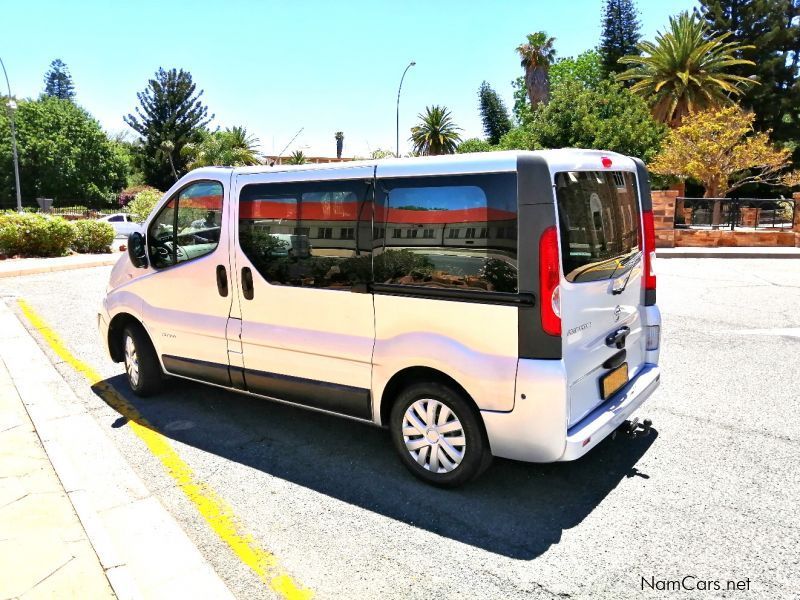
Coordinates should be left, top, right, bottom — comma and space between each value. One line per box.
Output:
556, 171, 640, 282
373, 174, 518, 293
238, 180, 372, 289
147, 181, 224, 269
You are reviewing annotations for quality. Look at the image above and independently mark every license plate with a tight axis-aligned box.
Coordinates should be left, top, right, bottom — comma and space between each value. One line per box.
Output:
601, 363, 628, 399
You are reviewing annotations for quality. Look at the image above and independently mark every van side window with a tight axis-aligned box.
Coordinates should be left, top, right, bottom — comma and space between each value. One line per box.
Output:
147, 181, 224, 270
238, 180, 372, 289
374, 173, 518, 293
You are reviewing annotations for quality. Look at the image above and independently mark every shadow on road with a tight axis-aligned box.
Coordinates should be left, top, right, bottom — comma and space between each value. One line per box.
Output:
94, 374, 657, 560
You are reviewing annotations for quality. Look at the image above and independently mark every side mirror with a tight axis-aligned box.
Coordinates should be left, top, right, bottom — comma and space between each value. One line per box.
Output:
127, 231, 148, 269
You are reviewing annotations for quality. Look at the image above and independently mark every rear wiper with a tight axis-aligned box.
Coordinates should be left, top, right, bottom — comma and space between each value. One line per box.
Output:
611, 252, 642, 295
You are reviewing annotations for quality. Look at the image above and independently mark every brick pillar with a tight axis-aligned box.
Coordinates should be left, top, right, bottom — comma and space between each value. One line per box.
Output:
793, 193, 800, 247
651, 190, 678, 248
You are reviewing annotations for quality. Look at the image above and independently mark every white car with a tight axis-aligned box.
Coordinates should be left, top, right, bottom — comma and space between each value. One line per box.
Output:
98, 151, 661, 487
99, 213, 141, 237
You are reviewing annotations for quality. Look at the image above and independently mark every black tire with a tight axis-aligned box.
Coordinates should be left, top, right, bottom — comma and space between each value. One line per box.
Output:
390, 382, 492, 487
121, 323, 163, 397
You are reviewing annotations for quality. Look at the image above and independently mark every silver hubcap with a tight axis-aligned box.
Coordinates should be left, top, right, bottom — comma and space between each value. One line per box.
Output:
124, 335, 139, 387
402, 399, 466, 474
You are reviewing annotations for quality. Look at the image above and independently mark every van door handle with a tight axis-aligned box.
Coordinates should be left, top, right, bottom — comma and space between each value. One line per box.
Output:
241, 267, 254, 300
216, 265, 228, 297
605, 326, 630, 349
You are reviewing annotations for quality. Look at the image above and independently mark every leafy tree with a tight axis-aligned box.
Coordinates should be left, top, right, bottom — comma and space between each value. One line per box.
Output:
456, 138, 495, 153
42, 59, 76, 101
409, 105, 462, 156
0, 97, 127, 206
477, 82, 511, 144
699, 0, 800, 156
600, 0, 642, 77
183, 126, 261, 169
335, 131, 344, 158
516, 32, 556, 110
287, 150, 307, 165
649, 105, 799, 199
499, 79, 666, 163
370, 148, 395, 159
617, 11, 756, 126
124, 68, 212, 190
550, 50, 605, 92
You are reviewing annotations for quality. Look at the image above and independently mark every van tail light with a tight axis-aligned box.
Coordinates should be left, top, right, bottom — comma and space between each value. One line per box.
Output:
642, 210, 657, 305
539, 226, 562, 336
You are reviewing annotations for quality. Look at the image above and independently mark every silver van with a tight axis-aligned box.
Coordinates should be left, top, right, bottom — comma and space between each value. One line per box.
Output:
99, 150, 661, 486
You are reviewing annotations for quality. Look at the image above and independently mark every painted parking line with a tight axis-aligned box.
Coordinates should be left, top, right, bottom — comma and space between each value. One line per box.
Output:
16, 298, 313, 600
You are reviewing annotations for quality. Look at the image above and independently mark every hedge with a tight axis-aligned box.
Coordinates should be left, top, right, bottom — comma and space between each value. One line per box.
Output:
71, 219, 115, 253
0, 212, 77, 257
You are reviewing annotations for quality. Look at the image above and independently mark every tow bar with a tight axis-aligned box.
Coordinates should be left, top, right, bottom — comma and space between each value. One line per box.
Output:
613, 417, 652, 440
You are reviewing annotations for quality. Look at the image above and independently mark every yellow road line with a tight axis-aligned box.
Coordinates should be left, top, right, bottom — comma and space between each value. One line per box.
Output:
17, 298, 313, 600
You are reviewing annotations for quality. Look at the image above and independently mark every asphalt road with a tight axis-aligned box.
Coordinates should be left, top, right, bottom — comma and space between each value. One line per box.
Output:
1, 258, 798, 599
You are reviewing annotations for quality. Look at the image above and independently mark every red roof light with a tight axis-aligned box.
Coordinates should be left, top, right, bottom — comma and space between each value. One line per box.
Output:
601, 156, 613, 168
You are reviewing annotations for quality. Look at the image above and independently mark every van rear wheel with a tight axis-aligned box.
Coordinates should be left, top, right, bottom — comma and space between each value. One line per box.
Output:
390, 382, 491, 487
122, 323, 163, 397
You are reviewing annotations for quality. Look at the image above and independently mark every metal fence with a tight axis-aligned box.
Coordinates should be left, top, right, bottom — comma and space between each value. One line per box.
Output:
0, 204, 123, 219
675, 198, 795, 231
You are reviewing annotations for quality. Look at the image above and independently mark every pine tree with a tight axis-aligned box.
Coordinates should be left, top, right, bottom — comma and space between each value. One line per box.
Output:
699, 0, 800, 155
600, 0, 642, 76
42, 59, 76, 100
478, 82, 512, 145
124, 68, 213, 189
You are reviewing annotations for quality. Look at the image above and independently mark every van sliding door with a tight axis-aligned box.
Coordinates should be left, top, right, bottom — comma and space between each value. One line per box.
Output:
231, 166, 377, 419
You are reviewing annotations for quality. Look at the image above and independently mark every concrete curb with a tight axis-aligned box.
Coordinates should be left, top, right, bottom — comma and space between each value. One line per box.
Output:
0, 254, 119, 278
657, 248, 800, 259
0, 301, 235, 600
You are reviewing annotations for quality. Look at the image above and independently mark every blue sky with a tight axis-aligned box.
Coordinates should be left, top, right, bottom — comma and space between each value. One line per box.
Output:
3, 0, 696, 158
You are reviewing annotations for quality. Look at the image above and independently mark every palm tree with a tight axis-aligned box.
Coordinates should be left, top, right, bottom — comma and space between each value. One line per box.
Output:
616, 11, 756, 126
183, 127, 261, 169
516, 32, 556, 110
287, 150, 307, 165
335, 131, 344, 159
409, 105, 462, 156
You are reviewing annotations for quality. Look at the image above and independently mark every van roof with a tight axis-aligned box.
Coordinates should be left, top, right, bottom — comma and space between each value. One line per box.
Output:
191, 149, 638, 180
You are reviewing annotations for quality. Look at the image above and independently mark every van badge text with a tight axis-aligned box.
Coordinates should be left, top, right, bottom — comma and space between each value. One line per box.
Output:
567, 322, 592, 336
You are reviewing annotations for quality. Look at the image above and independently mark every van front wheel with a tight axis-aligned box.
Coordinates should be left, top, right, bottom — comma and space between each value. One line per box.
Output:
390, 382, 491, 487
122, 324, 163, 397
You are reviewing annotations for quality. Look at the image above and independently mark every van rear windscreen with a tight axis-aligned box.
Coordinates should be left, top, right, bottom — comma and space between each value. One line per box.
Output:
555, 171, 640, 283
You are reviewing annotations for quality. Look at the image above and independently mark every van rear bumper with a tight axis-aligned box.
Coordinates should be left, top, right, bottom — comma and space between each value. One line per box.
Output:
558, 364, 660, 461
482, 361, 659, 463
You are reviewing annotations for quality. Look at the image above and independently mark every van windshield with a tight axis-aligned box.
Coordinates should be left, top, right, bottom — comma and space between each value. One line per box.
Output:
555, 171, 640, 283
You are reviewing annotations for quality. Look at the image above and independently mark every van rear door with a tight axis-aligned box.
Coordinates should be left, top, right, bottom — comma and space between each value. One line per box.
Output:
555, 168, 647, 427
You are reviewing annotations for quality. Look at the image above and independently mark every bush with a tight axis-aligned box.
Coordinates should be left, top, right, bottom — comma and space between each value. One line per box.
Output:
72, 220, 115, 253
118, 185, 160, 208
127, 189, 163, 223
456, 138, 496, 153
0, 212, 76, 257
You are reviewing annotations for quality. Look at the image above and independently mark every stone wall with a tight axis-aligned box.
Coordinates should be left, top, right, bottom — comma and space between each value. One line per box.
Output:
674, 230, 796, 247
651, 190, 800, 248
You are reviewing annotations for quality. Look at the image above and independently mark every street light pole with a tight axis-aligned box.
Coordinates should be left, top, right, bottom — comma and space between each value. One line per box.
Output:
396, 61, 416, 158
0, 57, 22, 212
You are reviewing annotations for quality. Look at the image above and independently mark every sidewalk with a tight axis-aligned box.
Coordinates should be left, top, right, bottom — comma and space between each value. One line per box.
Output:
657, 246, 800, 258
0, 301, 235, 600
0, 252, 120, 278
0, 359, 115, 599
